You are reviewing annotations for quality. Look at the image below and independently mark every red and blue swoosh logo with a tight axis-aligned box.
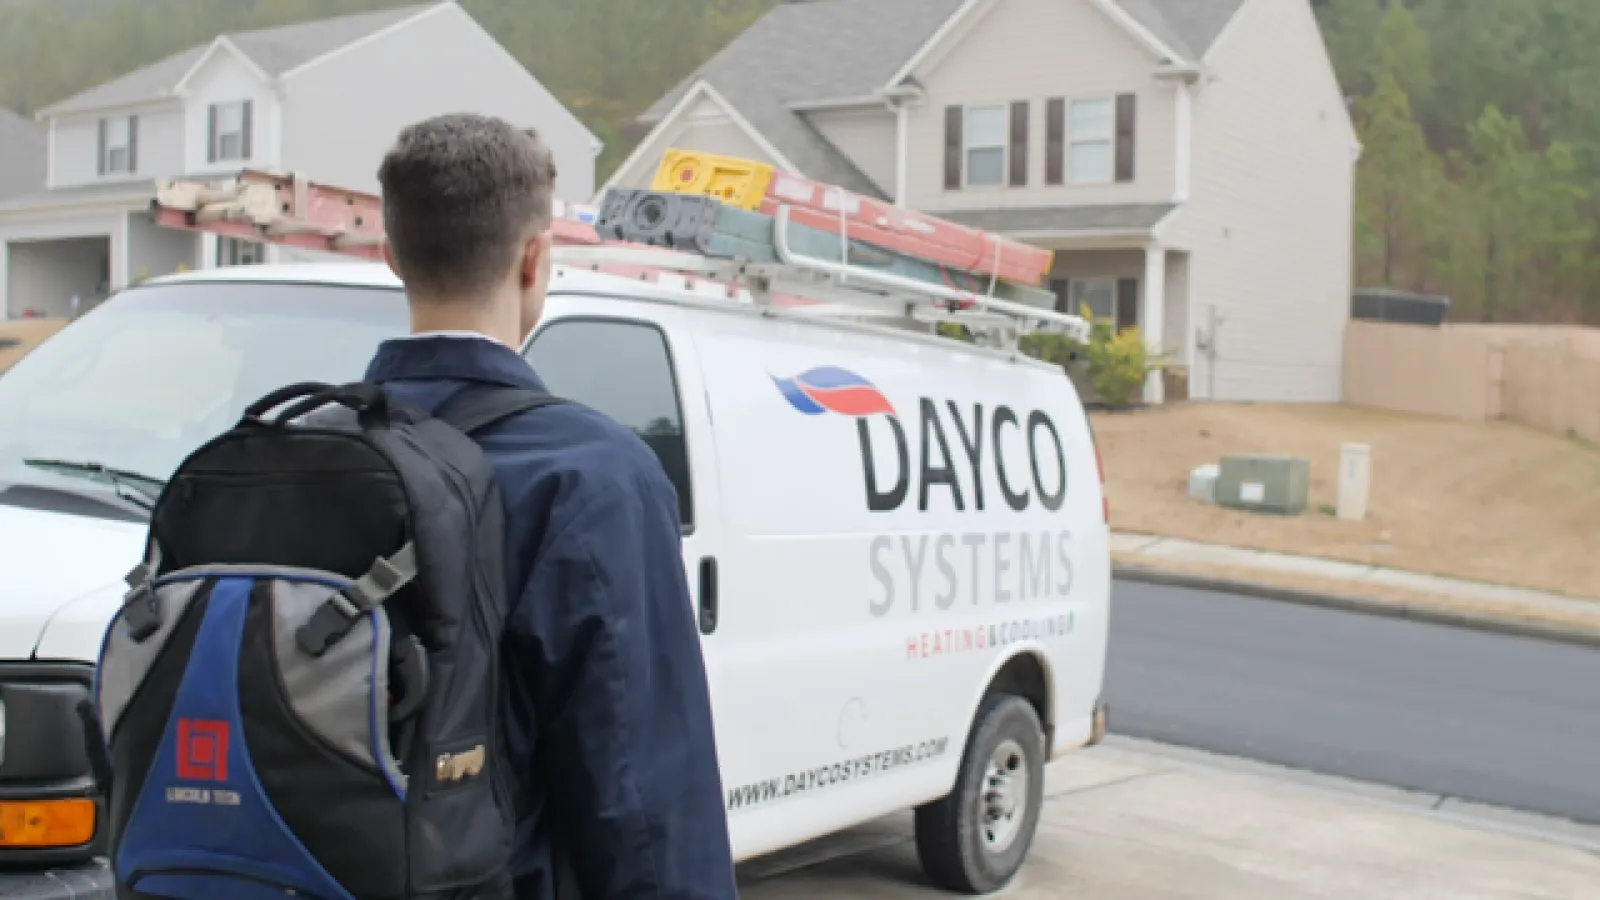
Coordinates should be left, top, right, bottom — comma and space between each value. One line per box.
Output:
772, 366, 896, 417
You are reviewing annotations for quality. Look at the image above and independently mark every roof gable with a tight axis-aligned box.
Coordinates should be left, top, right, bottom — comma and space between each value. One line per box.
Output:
1122, 0, 1248, 61
643, 0, 965, 121
639, 0, 964, 195
645, 0, 1248, 123
37, 3, 438, 117
634, 0, 1247, 193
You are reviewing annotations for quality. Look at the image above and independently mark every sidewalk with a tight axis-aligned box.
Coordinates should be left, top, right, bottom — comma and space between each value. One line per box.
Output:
738, 739, 1600, 898
1112, 532, 1600, 645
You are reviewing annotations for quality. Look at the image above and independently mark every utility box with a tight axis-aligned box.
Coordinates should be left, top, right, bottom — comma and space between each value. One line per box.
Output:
1188, 463, 1220, 505
1337, 443, 1371, 521
1214, 454, 1310, 515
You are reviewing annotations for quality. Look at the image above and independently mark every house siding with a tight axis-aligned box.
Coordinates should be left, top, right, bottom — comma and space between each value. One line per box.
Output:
126, 209, 198, 284
279, 6, 596, 200
50, 106, 184, 188
1164, 0, 1355, 402
184, 51, 279, 176
906, 0, 1178, 212
607, 96, 777, 192
805, 107, 896, 197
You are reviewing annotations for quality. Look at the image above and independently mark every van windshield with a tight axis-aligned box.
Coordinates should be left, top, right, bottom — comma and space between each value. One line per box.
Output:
0, 278, 408, 515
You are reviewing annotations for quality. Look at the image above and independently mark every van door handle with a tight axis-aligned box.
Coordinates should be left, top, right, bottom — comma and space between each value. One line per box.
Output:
698, 556, 719, 635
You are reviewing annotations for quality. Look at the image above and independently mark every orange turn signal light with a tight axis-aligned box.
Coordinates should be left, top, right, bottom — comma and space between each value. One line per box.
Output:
0, 799, 96, 848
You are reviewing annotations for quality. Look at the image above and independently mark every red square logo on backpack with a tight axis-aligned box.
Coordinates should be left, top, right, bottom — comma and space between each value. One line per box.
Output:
176, 719, 229, 782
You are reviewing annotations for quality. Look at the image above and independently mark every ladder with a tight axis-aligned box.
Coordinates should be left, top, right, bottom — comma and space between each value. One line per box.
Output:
150, 168, 603, 259
652, 148, 1054, 287
150, 163, 1089, 348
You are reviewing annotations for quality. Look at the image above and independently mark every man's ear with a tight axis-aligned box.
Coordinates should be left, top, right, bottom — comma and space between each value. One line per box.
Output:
381, 241, 403, 281
521, 230, 553, 289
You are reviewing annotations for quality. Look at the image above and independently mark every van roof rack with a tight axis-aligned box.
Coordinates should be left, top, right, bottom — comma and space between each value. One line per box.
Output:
150, 158, 1089, 348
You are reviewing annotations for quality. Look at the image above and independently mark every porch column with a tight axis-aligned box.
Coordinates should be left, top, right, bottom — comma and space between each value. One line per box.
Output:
1142, 243, 1166, 405
0, 241, 10, 317
111, 210, 130, 294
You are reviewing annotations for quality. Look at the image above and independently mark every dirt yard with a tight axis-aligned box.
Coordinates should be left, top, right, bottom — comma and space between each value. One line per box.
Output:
0, 317, 67, 374
1091, 403, 1600, 600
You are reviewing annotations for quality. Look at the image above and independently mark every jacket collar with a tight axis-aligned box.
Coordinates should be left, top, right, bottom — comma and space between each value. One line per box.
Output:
364, 333, 548, 391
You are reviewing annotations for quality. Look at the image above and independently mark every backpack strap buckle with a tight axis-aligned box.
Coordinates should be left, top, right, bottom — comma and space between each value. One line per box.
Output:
297, 591, 365, 657
122, 553, 163, 643
296, 542, 419, 657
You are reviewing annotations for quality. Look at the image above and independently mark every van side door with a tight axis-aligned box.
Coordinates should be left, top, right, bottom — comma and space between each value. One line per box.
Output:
520, 300, 741, 830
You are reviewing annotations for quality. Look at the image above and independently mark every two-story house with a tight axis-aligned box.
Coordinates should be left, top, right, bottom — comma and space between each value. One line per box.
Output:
603, 0, 1358, 404
0, 1, 600, 320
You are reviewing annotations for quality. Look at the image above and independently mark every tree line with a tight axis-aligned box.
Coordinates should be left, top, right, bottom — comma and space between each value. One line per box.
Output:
1322, 0, 1599, 324
3, 0, 1596, 324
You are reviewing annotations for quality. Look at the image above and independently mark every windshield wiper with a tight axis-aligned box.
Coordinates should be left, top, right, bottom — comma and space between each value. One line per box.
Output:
22, 458, 165, 512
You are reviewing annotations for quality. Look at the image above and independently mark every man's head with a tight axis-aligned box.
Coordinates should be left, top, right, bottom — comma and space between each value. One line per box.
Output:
377, 113, 559, 341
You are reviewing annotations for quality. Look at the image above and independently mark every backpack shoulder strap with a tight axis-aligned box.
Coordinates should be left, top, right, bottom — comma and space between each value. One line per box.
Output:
435, 384, 567, 436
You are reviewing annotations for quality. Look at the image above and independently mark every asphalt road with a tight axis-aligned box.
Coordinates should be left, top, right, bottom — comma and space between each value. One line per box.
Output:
1105, 578, 1600, 827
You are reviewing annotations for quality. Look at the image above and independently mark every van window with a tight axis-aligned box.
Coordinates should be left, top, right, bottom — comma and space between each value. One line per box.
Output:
524, 319, 693, 530
0, 280, 406, 516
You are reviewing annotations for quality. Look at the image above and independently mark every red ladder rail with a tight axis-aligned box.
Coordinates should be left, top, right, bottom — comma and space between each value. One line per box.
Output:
151, 169, 603, 260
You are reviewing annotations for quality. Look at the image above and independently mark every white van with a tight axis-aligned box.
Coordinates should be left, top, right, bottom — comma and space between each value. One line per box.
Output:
0, 259, 1110, 897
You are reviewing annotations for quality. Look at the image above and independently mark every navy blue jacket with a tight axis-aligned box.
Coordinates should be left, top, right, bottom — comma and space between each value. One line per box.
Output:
365, 335, 737, 900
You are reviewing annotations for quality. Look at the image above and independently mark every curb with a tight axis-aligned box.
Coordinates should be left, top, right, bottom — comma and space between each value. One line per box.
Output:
1113, 564, 1600, 651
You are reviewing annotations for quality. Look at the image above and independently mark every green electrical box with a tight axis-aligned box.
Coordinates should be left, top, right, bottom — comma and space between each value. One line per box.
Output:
1214, 454, 1310, 515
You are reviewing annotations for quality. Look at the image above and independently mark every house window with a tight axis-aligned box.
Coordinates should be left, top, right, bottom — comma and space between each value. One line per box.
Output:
1070, 278, 1117, 321
99, 115, 137, 175
218, 237, 265, 267
964, 104, 1008, 187
209, 100, 252, 162
1068, 98, 1115, 184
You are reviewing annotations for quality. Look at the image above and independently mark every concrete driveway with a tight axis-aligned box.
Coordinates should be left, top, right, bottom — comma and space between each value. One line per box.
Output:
737, 739, 1600, 899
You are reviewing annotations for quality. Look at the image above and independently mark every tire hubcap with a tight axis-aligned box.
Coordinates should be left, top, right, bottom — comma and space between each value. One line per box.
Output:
979, 738, 1028, 853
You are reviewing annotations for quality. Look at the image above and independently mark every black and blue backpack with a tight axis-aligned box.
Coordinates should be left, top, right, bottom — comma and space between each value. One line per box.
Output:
90, 380, 562, 900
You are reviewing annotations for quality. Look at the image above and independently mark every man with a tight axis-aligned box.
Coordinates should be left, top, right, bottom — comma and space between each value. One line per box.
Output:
366, 113, 738, 899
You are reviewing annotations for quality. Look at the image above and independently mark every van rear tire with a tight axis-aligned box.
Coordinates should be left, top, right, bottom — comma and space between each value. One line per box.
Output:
914, 694, 1046, 894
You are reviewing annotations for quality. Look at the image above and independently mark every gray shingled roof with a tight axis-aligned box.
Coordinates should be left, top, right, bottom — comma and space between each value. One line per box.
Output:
935, 203, 1177, 234
38, 4, 438, 117
0, 108, 47, 203
1124, 0, 1249, 61
642, 0, 967, 197
638, 0, 1247, 195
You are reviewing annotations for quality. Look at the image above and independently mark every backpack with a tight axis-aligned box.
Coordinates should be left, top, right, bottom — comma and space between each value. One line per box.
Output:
90, 380, 563, 900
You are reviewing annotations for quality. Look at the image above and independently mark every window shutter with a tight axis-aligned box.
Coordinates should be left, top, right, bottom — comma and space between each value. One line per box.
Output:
1008, 100, 1029, 187
1049, 278, 1070, 314
241, 100, 253, 159
944, 105, 963, 190
96, 119, 107, 175
128, 116, 139, 172
207, 104, 218, 163
1116, 277, 1139, 332
1115, 93, 1136, 183
1045, 98, 1064, 186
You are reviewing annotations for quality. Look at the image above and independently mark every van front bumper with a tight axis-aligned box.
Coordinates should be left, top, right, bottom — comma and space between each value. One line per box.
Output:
0, 861, 113, 899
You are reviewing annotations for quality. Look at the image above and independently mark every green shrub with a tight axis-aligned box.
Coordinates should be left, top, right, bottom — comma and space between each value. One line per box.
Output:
1017, 331, 1083, 366
932, 305, 1156, 408
1077, 302, 1157, 407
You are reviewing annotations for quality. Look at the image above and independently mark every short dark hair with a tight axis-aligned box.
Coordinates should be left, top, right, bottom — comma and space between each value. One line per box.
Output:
377, 113, 558, 298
